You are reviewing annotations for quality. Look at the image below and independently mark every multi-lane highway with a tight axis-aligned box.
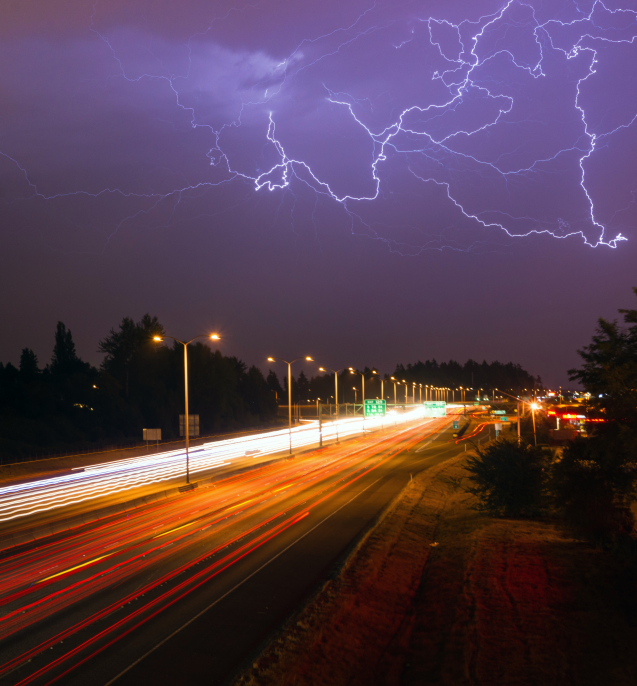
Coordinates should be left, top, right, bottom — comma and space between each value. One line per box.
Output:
0, 410, 481, 686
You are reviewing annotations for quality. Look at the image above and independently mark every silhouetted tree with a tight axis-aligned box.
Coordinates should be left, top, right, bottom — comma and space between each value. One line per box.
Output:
266, 370, 283, 402
19, 348, 39, 379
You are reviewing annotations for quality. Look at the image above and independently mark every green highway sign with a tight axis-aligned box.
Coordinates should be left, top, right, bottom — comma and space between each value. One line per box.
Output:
500, 416, 510, 421
492, 410, 506, 415
423, 401, 447, 417
364, 399, 386, 417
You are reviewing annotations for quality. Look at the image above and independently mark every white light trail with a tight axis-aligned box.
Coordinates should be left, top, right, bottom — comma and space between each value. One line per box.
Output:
0, 407, 432, 524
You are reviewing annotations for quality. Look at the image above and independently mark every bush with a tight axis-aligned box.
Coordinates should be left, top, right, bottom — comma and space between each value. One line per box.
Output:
464, 438, 553, 518
551, 435, 637, 549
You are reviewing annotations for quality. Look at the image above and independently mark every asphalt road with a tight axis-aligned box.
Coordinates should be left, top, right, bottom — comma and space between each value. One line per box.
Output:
0, 413, 484, 686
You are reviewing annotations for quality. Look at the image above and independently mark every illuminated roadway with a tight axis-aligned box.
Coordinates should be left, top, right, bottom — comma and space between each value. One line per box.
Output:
0, 410, 486, 686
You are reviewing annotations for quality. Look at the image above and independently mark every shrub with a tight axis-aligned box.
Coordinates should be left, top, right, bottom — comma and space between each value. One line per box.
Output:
464, 438, 553, 518
551, 435, 637, 548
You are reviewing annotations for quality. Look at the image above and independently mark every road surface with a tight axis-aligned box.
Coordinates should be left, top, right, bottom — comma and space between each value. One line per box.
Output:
0, 411, 484, 685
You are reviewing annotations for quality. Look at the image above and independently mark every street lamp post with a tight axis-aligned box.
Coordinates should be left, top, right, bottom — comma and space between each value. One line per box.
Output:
402, 380, 408, 404
319, 366, 346, 443
318, 366, 346, 418
349, 368, 365, 407
153, 332, 220, 485
390, 376, 397, 405
267, 356, 314, 454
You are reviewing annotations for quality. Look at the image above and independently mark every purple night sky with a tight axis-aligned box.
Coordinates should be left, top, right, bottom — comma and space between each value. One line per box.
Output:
1, 0, 636, 388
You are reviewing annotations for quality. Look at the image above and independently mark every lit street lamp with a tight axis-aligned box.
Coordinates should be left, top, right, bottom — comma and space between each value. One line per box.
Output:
318, 366, 346, 417
267, 356, 314, 454
349, 368, 365, 405
390, 376, 398, 405
153, 333, 220, 485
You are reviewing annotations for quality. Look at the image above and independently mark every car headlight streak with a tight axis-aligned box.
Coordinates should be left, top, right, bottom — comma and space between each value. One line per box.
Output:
0, 407, 429, 523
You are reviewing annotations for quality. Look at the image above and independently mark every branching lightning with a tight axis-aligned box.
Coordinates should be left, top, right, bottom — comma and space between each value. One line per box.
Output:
1, 0, 636, 252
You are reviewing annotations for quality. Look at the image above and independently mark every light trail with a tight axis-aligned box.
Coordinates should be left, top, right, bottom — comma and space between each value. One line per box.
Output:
0, 416, 447, 684
0, 408, 428, 524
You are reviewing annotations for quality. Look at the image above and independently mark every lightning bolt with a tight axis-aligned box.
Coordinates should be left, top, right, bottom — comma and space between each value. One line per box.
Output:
1, 0, 636, 252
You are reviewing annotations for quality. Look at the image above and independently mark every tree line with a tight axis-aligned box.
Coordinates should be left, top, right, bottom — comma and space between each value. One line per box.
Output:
0, 316, 278, 461
0, 314, 543, 461
282, 359, 540, 406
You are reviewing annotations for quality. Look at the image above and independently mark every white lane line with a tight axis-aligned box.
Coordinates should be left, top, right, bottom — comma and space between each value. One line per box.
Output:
104, 475, 384, 686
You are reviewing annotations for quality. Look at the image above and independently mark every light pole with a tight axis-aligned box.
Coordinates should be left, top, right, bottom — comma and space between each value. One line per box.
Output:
419, 383, 423, 403
318, 366, 346, 418
349, 368, 365, 407
267, 356, 314, 454
353, 386, 357, 404
390, 376, 397, 405
402, 380, 408, 404
153, 332, 220, 485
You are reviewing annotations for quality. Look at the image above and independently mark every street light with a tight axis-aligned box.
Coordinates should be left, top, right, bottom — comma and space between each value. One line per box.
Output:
419, 383, 423, 403
349, 368, 365, 406
153, 332, 220, 485
390, 376, 397, 405
371, 369, 382, 400
402, 380, 408, 404
267, 356, 314, 454
318, 366, 346, 417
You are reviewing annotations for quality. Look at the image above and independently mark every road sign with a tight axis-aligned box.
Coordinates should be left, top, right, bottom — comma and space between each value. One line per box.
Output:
423, 401, 447, 417
452, 420, 460, 430
500, 416, 510, 422
143, 428, 161, 441
492, 410, 506, 415
495, 422, 502, 432
364, 399, 386, 417
179, 415, 200, 437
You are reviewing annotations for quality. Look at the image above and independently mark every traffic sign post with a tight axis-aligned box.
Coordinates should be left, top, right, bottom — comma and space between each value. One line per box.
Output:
364, 399, 386, 417
453, 420, 460, 430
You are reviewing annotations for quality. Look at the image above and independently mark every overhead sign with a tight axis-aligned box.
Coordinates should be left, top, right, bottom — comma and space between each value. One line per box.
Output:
364, 399, 386, 417
500, 416, 510, 422
492, 410, 506, 415
423, 401, 447, 417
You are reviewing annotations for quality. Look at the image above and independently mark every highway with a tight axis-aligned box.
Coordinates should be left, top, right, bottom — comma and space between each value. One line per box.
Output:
0, 409, 427, 527
0, 410, 482, 686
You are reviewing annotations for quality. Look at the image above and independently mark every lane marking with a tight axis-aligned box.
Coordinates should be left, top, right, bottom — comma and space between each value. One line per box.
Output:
37, 554, 113, 584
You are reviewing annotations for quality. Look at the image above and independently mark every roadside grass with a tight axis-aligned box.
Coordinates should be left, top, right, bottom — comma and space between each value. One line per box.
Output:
234, 450, 637, 686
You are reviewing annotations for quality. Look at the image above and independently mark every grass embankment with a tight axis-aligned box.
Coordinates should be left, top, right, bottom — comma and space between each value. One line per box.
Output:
234, 451, 637, 686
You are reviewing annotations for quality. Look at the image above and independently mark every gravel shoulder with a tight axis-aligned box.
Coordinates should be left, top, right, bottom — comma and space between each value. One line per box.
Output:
233, 450, 637, 686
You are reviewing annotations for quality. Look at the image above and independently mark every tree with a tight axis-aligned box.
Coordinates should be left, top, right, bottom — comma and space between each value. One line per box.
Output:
266, 370, 283, 402
99, 314, 164, 397
464, 438, 553, 518
51, 322, 83, 376
569, 287, 637, 426
19, 348, 39, 379
557, 287, 637, 546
